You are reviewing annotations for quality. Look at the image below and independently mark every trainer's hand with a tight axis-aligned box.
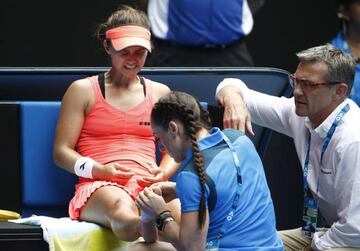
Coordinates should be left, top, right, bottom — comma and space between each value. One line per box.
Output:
150, 182, 177, 203
137, 167, 167, 187
136, 187, 168, 216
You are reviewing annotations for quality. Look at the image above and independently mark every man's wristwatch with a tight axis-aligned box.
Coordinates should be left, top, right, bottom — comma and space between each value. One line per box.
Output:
155, 210, 174, 231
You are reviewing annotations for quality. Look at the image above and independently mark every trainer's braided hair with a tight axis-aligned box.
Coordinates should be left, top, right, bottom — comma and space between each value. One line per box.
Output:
151, 91, 211, 228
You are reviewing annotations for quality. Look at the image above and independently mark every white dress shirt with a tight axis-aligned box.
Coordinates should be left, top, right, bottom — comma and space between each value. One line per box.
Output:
216, 78, 360, 250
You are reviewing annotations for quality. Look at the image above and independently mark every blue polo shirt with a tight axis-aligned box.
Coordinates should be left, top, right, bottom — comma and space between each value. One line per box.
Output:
330, 31, 360, 106
175, 128, 283, 250
148, 0, 254, 45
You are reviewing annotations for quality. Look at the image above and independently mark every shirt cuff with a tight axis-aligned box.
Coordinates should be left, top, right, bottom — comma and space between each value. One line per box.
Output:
215, 78, 248, 103
311, 231, 326, 251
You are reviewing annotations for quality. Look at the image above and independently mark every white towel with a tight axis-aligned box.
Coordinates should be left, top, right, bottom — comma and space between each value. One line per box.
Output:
10, 216, 129, 251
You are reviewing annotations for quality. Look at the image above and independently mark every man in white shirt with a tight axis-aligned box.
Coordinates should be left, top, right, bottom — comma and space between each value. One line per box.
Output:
216, 44, 360, 251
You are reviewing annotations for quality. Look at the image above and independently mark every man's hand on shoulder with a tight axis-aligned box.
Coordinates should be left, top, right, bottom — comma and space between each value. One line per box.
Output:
217, 84, 254, 136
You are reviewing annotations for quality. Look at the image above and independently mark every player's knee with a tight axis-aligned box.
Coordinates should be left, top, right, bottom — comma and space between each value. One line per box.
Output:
108, 202, 140, 241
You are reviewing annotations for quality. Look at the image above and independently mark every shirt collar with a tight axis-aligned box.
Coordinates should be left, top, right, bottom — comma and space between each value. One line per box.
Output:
197, 127, 223, 151
305, 99, 349, 138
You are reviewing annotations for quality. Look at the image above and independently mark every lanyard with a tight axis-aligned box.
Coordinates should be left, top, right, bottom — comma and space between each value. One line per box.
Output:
302, 104, 350, 238
303, 103, 350, 194
206, 132, 242, 250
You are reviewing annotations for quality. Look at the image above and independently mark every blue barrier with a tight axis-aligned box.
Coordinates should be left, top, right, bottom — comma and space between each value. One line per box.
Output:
0, 67, 302, 231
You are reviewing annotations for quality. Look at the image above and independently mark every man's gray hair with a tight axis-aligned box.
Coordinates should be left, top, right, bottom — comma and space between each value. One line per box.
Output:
296, 44, 356, 93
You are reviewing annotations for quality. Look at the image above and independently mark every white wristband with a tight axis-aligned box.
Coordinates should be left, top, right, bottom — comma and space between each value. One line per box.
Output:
74, 157, 95, 179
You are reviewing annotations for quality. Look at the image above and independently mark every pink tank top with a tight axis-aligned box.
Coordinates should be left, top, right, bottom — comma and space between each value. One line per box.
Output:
76, 75, 158, 183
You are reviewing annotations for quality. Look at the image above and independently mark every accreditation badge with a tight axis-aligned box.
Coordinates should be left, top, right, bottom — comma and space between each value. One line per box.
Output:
301, 196, 318, 238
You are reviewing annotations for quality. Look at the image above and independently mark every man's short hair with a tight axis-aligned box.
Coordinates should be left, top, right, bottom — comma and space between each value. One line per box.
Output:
296, 44, 356, 94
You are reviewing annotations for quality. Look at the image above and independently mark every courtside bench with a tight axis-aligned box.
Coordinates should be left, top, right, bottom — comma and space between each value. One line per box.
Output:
0, 67, 303, 250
